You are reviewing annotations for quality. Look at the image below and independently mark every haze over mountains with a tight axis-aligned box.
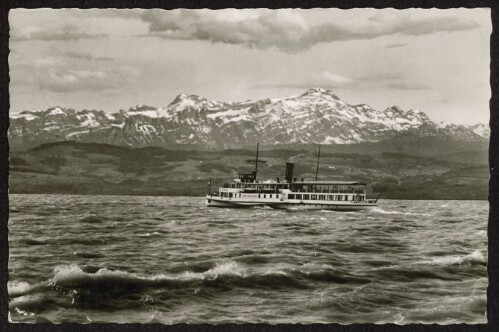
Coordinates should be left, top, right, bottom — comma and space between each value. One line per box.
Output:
9, 88, 489, 152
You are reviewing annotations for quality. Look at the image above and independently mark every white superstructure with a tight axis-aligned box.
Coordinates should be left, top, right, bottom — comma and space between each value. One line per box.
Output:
205, 154, 379, 211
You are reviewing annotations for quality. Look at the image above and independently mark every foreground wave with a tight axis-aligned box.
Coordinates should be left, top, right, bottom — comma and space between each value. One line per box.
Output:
8, 195, 487, 324
10, 260, 378, 300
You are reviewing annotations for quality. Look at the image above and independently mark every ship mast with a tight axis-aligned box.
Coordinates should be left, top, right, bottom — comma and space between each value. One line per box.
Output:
315, 144, 321, 181
254, 142, 259, 180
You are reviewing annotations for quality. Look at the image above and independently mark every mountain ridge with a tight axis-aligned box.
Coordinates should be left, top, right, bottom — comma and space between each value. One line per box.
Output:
9, 88, 489, 151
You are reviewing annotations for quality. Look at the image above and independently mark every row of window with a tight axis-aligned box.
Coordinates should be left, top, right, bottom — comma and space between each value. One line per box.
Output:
287, 194, 365, 201
291, 189, 364, 194
220, 192, 281, 199
218, 192, 364, 202
224, 183, 290, 189
223, 184, 365, 194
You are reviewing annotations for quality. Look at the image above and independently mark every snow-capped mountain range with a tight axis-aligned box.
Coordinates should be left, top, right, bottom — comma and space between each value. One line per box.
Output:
9, 88, 489, 150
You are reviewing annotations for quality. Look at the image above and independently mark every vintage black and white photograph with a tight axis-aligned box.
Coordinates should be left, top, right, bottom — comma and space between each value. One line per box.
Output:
7, 7, 490, 324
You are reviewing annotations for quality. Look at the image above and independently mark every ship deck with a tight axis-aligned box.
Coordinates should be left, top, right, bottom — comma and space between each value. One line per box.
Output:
205, 195, 377, 211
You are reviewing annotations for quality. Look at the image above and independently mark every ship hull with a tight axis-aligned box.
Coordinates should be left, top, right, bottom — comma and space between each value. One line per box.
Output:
271, 203, 376, 211
205, 196, 376, 211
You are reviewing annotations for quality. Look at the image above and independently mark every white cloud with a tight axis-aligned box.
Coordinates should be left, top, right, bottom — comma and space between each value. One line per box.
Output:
252, 71, 357, 90
31, 59, 141, 93
62, 51, 114, 61
141, 9, 479, 53
11, 24, 106, 41
32, 56, 62, 68
319, 71, 355, 85
252, 70, 431, 91
40, 70, 111, 92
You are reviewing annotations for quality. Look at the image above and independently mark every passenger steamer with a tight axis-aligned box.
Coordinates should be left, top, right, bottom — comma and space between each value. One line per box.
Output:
205, 144, 381, 211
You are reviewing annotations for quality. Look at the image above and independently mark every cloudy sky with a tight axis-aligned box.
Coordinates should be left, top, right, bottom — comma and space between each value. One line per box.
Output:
9, 8, 490, 125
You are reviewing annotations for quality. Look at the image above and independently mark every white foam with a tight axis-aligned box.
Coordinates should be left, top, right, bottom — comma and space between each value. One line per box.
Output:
7, 281, 31, 296
430, 250, 486, 266
203, 260, 246, 278
371, 207, 429, 216
51, 261, 247, 285
52, 264, 88, 283
111, 123, 125, 129
263, 269, 287, 276
137, 232, 161, 237
393, 312, 406, 325
372, 207, 399, 215
14, 307, 30, 316
52, 264, 156, 286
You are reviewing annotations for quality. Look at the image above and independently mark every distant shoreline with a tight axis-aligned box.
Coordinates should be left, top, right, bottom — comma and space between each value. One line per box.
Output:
7, 191, 488, 201
9, 141, 488, 201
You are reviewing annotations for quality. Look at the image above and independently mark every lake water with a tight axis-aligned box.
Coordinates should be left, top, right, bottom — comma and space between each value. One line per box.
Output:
8, 194, 487, 324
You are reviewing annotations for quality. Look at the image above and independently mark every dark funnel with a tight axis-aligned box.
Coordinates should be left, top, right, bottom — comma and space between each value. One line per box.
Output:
285, 162, 294, 183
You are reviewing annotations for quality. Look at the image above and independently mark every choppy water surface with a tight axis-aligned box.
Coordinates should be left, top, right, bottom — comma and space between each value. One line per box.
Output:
8, 195, 487, 324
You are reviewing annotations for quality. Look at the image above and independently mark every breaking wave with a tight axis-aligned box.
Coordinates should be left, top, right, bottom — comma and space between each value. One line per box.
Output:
48, 261, 249, 290
8, 281, 32, 297
372, 207, 399, 214
371, 207, 430, 216
9, 260, 376, 302
429, 250, 486, 266
136, 232, 161, 238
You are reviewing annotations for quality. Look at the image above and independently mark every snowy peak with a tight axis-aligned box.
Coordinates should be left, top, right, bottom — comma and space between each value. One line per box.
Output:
8, 89, 488, 149
122, 105, 165, 118
167, 93, 229, 112
470, 123, 490, 138
300, 87, 337, 98
168, 93, 202, 108
19, 106, 72, 117
304, 87, 328, 94
128, 104, 157, 112
300, 87, 329, 97
169, 93, 188, 105
45, 106, 68, 116
297, 88, 340, 101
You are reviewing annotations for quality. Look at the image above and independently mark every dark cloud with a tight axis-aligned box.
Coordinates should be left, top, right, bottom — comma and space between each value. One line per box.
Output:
62, 51, 114, 62
384, 43, 407, 49
11, 24, 107, 42
141, 10, 478, 53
